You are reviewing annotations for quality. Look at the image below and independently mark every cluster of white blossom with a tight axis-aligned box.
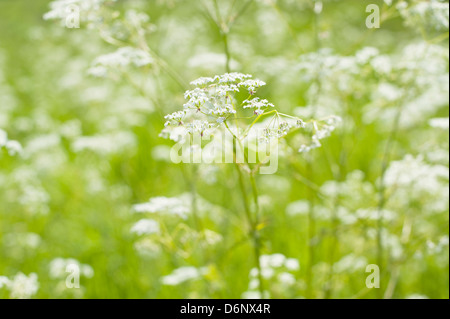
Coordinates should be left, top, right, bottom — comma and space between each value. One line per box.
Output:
133, 195, 191, 219
429, 117, 450, 130
160, 73, 271, 141
43, 0, 115, 26
243, 97, 274, 116
130, 218, 160, 236
396, 0, 449, 32
161, 73, 335, 161
298, 116, 341, 153
242, 253, 300, 299
0, 129, 23, 156
0, 272, 39, 299
384, 154, 449, 199
88, 47, 153, 78
161, 266, 208, 286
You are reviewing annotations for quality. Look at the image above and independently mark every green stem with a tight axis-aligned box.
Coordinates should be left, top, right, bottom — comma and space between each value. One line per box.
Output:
376, 104, 403, 298
223, 32, 232, 73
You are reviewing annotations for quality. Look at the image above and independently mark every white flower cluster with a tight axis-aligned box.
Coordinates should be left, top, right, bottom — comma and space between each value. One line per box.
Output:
49, 258, 94, 279
0, 128, 23, 156
184, 73, 265, 113
88, 47, 153, 78
384, 154, 449, 197
161, 73, 274, 143
397, 0, 449, 32
298, 116, 342, 153
130, 218, 160, 236
43, 0, 115, 26
242, 253, 300, 299
0, 272, 39, 299
260, 121, 294, 142
161, 266, 208, 286
243, 98, 274, 116
133, 195, 191, 219
429, 117, 449, 130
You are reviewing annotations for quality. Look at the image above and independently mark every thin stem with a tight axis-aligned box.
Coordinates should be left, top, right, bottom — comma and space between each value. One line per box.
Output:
376, 104, 403, 298
226, 118, 264, 297
223, 32, 232, 73
249, 173, 264, 296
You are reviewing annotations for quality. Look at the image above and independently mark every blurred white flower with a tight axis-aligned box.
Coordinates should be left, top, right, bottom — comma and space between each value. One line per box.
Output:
88, 47, 153, 77
278, 272, 296, 286
429, 117, 449, 130
161, 266, 207, 286
130, 219, 160, 236
133, 196, 190, 219
0, 129, 23, 156
0, 272, 39, 299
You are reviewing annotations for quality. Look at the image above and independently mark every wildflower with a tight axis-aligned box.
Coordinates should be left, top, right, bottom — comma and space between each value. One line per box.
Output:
133, 196, 190, 219
164, 110, 187, 127
161, 266, 207, 286
190, 76, 215, 87
243, 98, 274, 115
130, 219, 160, 236
215, 72, 252, 84
239, 79, 267, 95
88, 47, 153, 78
278, 272, 296, 286
0, 129, 23, 156
43, 0, 114, 25
429, 117, 449, 130
284, 258, 300, 271
0, 272, 39, 299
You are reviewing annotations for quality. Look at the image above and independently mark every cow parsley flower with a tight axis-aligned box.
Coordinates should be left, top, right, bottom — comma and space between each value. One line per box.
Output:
243, 253, 300, 298
161, 266, 208, 286
164, 110, 187, 127
133, 196, 191, 219
0, 272, 39, 299
429, 117, 449, 130
0, 129, 23, 156
239, 79, 267, 95
161, 73, 273, 145
298, 116, 342, 153
43, 0, 116, 26
130, 219, 160, 236
215, 72, 252, 84
88, 47, 153, 78
243, 98, 274, 115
